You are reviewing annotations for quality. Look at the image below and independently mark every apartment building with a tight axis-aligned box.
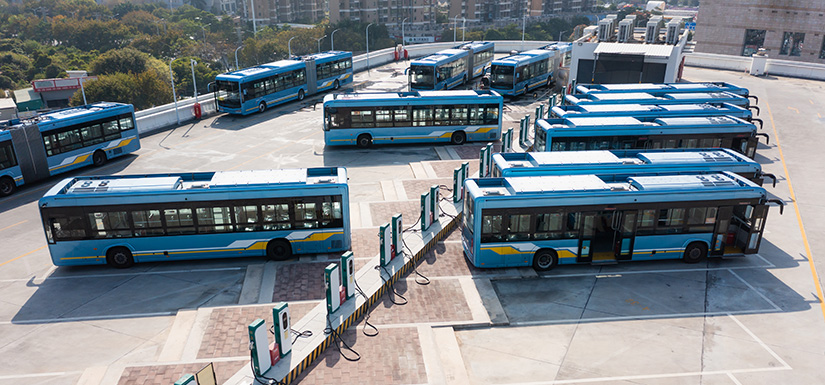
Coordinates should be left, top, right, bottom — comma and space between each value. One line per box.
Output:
238, 0, 325, 25
330, 0, 436, 26
448, 0, 591, 22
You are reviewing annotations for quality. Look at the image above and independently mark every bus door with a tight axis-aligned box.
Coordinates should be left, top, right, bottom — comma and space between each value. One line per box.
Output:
729, 204, 770, 254
615, 210, 636, 261
731, 135, 755, 158
710, 206, 732, 256
578, 211, 618, 264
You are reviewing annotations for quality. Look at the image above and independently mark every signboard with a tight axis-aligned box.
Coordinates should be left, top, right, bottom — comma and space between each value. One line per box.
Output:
685, 22, 696, 31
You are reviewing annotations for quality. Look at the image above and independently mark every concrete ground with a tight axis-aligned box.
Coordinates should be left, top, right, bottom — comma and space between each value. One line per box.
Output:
0, 61, 824, 385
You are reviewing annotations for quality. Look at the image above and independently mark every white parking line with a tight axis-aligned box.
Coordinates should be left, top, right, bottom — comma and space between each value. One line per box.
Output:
0, 311, 174, 325
0, 371, 83, 380
504, 366, 790, 385
0, 266, 245, 283
727, 313, 791, 369
727, 269, 782, 311
510, 308, 782, 327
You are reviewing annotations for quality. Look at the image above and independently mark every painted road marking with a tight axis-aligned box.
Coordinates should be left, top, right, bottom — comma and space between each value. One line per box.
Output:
0, 246, 46, 268
0, 266, 244, 283
787, 106, 799, 113
766, 101, 825, 324
0, 220, 27, 232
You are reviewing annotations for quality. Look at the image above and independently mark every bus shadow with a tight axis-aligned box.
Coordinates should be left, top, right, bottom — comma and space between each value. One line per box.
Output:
9, 257, 252, 324
208, 96, 328, 131
0, 155, 137, 212
321, 143, 441, 167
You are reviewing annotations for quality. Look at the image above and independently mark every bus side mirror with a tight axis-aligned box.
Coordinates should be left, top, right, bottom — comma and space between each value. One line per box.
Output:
404, 67, 409, 75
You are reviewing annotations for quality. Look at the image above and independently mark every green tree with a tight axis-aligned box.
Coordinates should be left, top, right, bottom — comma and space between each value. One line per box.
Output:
69, 72, 133, 105
90, 47, 149, 75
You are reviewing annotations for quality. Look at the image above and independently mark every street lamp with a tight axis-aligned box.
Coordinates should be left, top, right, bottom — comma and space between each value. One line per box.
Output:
331, 29, 339, 51
169, 58, 180, 125
288, 36, 297, 57
558, 30, 567, 42
316, 34, 327, 53
366, 23, 374, 71
200, 24, 211, 40
401, 17, 408, 52
234, 45, 244, 70
521, 15, 527, 51
462, 17, 466, 42
453, 15, 459, 42
190, 59, 199, 99
250, 0, 257, 34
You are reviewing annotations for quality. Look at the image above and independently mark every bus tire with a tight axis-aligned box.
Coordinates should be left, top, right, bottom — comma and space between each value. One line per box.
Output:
258, 102, 267, 113
0, 176, 15, 196
266, 239, 292, 261
451, 131, 467, 145
106, 247, 134, 269
532, 249, 558, 271
683, 242, 708, 264
357, 134, 372, 148
333, 80, 340, 90
298, 89, 305, 101
92, 150, 107, 166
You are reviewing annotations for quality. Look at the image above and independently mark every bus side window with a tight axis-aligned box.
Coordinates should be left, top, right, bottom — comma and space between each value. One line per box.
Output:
481, 214, 503, 242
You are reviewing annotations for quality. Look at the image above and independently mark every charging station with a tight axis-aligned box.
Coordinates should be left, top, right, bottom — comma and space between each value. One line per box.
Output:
272, 302, 291, 357
430, 185, 440, 222
501, 128, 513, 153
421, 191, 432, 231
174, 374, 196, 385
341, 251, 354, 300
324, 263, 341, 314
392, 214, 402, 257
479, 146, 489, 177
453, 162, 468, 203
248, 318, 272, 376
379, 223, 392, 266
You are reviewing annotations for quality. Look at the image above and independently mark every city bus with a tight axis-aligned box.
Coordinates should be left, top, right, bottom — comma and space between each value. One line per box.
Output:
0, 102, 139, 196
489, 43, 572, 97
461, 172, 784, 271
38, 167, 350, 268
533, 116, 768, 159
564, 91, 755, 109
575, 82, 755, 102
408, 49, 470, 90
323, 90, 503, 147
456, 41, 496, 79
550, 102, 762, 128
490, 149, 776, 186
213, 50, 353, 115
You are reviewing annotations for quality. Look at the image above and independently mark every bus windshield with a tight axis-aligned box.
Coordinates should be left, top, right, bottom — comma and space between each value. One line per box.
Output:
490, 65, 514, 89
216, 80, 241, 108
409, 66, 434, 88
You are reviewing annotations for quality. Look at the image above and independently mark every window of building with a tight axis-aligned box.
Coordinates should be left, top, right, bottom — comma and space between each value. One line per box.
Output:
780, 32, 805, 56
742, 29, 766, 56
820, 37, 825, 59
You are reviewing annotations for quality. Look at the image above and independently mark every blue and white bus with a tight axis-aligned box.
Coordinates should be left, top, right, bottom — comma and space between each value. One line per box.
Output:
489, 43, 571, 97
408, 49, 470, 90
456, 41, 496, 79
0, 102, 139, 196
533, 116, 768, 158
461, 172, 783, 271
565, 91, 754, 109
550, 102, 762, 128
39, 167, 350, 268
576, 82, 755, 102
213, 51, 353, 115
323, 90, 503, 147
491, 149, 776, 186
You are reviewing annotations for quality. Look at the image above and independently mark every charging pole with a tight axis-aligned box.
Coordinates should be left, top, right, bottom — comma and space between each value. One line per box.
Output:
453, 162, 469, 202
248, 318, 272, 376
174, 374, 196, 385
324, 263, 341, 314
272, 303, 291, 357
430, 185, 440, 222
421, 191, 431, 231
341, 251, 354, 300
380, 223, 392, 266
392, 214, 402, 257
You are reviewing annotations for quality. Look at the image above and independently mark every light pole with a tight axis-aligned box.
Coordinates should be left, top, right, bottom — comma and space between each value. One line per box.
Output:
558, 30, 566, 42
200, 24, 211, 40
521, 15, 526, 51
401, 17, 408, 52
316, 34, 327, 53
234, 45, 243, 70
453, 15, 459, 42
250, 0, 257, 34
190, 59, 198, 99
288, 36, 296, 57
169, 58, 180, 125
462, 17, 466, 42
331, 29, 339, 51
366, 23, 374, 71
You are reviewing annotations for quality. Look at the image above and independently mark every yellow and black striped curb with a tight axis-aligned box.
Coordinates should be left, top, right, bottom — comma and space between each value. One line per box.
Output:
279, 213, 461, 384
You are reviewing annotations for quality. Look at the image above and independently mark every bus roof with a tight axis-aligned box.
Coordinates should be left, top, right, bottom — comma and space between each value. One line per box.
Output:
300, 50, 352, 62
41, 167, 347, 199
4, 102, 132, 130
578, 82, 747, 95
456, 41, 494, 51
410, 49, 468, 66
556, 103, 741, 114
538, 115, 753, 131
217, 59, 303, 81
494, 149, 751, 169
468, 172, 761, 198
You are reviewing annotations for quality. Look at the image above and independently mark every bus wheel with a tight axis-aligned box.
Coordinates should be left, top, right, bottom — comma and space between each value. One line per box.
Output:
451, 131, 467, 145
92, 150, 107, 166
298, 89, 305, 101
266, 239, 292, 261
258, 102, 267, 113
532, 249, 558, 271
0, 176, 15, 196
106, 247, 134, 269
357, 134, 372, 148
683, 242, 708, 264
333, 80, 340, 90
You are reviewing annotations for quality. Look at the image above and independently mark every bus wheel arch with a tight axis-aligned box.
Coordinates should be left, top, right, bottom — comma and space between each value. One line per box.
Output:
0, 176, 15, 196
683, 241, 708, 264
451, 131, 467, 145
92, 150, 108, 166
106, 247, 134, 268
357, 134, 372, 148
298, 89, 305, 101
532, 248, 559, 271
333, 80, 340, 90
266, 239, 293, 261
258, 101, 267, 113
